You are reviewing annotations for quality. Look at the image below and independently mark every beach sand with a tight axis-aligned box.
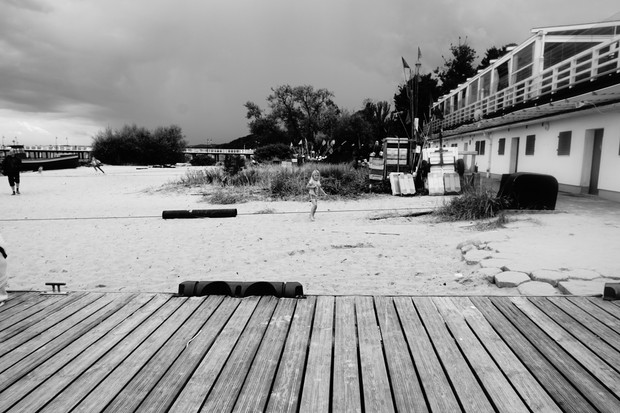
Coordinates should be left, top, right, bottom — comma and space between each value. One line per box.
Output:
1, 165, 619, 296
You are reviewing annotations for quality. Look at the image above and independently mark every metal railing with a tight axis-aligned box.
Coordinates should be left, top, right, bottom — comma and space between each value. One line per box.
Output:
432, 37, 620, 132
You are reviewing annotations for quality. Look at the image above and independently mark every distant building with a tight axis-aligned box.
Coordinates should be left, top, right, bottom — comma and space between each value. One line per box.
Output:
430, 20, 620, 202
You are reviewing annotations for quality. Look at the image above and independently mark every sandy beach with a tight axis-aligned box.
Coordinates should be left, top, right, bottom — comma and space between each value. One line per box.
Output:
1, 165, 619, 296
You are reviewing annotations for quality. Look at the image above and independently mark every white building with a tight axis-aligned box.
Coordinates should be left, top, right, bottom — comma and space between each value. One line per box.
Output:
430, 20, 620, 202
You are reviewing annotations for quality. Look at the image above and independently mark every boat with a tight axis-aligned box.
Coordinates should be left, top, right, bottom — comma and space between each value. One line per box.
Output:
20, 154, 80, 172
2, 145, 81, 172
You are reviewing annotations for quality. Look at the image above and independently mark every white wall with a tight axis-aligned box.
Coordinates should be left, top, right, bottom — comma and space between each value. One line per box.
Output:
441, 108, 620, 197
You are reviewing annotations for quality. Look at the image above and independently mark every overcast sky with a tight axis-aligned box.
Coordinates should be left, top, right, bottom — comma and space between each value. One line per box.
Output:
1, 0, 619, 147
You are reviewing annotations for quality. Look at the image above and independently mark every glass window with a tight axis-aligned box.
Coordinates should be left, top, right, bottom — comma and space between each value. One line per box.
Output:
525, 135, 536, 155
544, 42, 598, 68
481, 73, 491, 99
475, 140, 486, 155
498, 138, 505, 155
558, 131, 572, 155
513, 43, 534, 83
468, 79, 479, 105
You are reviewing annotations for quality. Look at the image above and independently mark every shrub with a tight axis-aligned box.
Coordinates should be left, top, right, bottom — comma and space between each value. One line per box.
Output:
190, 155, 216, 166
435, 189, 510, 221
254, 143, 293, 162
91, 124, 187, 165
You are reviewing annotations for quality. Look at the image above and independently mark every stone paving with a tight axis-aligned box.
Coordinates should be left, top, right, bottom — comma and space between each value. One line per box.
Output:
458, 238, 620, 296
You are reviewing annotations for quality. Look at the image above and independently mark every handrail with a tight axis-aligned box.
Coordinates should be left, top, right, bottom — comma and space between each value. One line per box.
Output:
433, 37, 620, 132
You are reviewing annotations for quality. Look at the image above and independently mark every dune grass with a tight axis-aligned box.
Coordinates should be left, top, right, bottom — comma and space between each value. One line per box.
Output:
176, 163, 371, 203
434, 188, 511, 221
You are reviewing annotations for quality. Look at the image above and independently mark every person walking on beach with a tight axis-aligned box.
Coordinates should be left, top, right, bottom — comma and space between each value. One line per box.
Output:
91, 156, 105, 173
306, 169, 327, 221
1, 149, 22, 195
0, 232, 8, 307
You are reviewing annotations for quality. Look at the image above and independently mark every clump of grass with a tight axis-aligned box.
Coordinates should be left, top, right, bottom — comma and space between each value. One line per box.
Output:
209, 190, 242, 204
473, 212, 511, 230
175, 163, 373, 201
435, 189, 511, 221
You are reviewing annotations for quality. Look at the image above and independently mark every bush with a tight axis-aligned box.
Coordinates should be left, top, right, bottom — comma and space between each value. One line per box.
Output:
190, 155, 216, 166
254, 143, 293, 163
435, 189, 511, 221
91, 124, 187, 165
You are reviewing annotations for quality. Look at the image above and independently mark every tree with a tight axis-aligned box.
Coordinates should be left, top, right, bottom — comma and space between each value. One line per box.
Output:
435, 37, 478, 95
253, 143, 293, 163
393, 73, 440, 137
91, 124, 186, 165
477, 44, 516, 71
246, 85, 338, 156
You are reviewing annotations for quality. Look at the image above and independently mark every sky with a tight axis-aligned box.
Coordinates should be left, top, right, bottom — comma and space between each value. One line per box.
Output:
1, 0, 619, 147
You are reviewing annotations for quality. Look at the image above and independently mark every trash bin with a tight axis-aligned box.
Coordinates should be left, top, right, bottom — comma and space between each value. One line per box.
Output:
497, 172, 558, 210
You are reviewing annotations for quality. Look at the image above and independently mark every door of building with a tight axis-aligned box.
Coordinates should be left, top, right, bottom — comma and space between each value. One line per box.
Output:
589, 129, 603, 195
509, 137, 520, 173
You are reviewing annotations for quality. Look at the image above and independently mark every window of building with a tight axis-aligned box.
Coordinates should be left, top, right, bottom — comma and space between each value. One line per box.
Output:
557, 131, 572, 155
468, 79, 479, 105
512, 42, 534, 83
475, 140, 486, 155
498, 138, 505, 155
525, 135, 536, 155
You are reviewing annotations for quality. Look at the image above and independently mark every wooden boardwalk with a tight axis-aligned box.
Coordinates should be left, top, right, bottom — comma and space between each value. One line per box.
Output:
1, 292, 620, 412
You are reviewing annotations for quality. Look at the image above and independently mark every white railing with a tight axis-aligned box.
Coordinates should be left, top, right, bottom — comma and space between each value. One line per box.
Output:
184, 148, 254, 155
433, 37, 620, 132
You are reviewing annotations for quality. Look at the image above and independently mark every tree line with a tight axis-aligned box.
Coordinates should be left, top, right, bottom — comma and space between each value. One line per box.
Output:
90, 39, 513, 165
237, 40, 514, 163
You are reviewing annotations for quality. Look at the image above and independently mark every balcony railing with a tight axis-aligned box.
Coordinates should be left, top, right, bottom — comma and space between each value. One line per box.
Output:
432, 37, 620, 133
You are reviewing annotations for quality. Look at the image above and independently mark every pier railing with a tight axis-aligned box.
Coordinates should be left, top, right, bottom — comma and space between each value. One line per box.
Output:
432, 37, 620, 133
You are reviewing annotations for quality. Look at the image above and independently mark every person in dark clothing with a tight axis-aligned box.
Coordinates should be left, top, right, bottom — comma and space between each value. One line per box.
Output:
1, 150, 22, 195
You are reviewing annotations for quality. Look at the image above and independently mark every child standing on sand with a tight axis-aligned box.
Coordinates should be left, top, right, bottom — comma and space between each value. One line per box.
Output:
306, 169, 327, 221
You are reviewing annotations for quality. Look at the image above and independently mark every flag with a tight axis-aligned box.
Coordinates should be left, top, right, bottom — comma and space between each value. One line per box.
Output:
401, 57, 410, 69
417, 47, 422, 61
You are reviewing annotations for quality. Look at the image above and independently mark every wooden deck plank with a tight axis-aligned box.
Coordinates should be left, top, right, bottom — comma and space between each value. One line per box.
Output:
3, 293, 620, 413
0, 292, 136, 392
168, 296, 261, 413
568, 297, 620, 335
0, 293, 157, 412
36, 296, 183, 413
0, 292, 110, 370
392, 297, 461, 413
0, 292, 44, 320
355, 296, 395, 413
299, 295, 335, 413
471, 297, 597, 413
138, 297, 242, 413
102, 295, 226, 413
331, 296, 362, 413
587, 297, 620, 318
433, 297, 529, 412
511, 297, 620, 398
548, 297, 620, 352
232, 298, 297, 413
530, 297, 620, 364
71, 297, 207, 413
201, 296, 280, 413
374, 296, 428, 413
0, 294, 81, 337
413, 297, 494, 413
449, 297, 562, 413
490, 297, 620, 413
0, 292, 102, 357
266, 296, 316, 413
